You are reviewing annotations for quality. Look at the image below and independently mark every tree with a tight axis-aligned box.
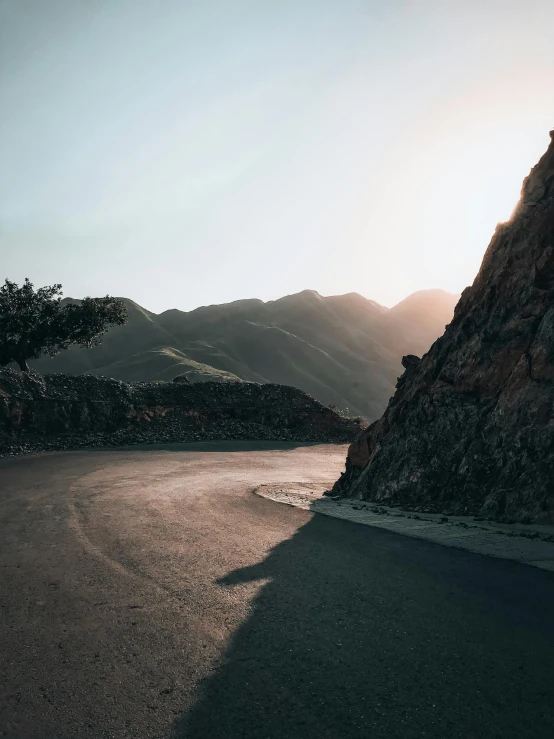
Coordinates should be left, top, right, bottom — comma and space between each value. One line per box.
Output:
0, 278, 127, 372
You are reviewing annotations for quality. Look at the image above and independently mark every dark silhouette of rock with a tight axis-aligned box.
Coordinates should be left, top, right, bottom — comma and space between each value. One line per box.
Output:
401, 355, 421, 371
332, 131, 554, 523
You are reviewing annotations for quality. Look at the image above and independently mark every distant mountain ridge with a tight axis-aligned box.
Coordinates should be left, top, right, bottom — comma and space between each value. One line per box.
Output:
31, 289, 459, 420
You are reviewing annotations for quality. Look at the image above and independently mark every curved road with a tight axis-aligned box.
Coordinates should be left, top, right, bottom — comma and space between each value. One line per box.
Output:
1, 442, 554, 739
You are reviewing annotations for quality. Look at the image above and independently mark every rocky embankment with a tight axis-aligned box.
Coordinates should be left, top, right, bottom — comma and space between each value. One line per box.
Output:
0, 370, 360, 456
332, 131, 554, 523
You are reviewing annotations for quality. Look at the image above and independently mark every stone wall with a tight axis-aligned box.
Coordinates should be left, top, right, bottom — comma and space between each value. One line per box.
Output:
0, 370, 359, 455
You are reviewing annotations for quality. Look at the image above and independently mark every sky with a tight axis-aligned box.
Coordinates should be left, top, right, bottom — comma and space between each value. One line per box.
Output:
1, 0, 554, 313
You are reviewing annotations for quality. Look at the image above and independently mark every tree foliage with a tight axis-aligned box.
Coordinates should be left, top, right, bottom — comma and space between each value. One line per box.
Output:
0, 278, 127, 371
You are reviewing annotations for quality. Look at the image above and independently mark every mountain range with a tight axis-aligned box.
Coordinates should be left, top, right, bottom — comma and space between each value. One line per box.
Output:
31, 289, 458, 420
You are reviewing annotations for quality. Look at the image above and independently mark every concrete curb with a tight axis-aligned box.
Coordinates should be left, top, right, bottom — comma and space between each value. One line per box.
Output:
255, 484, 554, 572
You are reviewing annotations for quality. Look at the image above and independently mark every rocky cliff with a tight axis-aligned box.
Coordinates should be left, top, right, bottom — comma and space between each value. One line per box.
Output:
0, 370, 359, 455
332, 132, 554, 523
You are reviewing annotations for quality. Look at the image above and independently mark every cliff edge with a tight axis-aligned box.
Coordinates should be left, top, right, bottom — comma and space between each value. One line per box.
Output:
332, 131, 554, 522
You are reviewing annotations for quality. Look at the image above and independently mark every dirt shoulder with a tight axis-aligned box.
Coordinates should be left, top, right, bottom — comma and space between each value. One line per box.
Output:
256, 483, 554, 571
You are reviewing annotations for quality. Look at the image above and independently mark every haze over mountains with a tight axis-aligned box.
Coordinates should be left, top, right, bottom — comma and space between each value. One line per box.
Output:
32, 289, 458, 420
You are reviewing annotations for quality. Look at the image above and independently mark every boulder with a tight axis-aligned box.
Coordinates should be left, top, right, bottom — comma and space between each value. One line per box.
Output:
172, 374, 191, 383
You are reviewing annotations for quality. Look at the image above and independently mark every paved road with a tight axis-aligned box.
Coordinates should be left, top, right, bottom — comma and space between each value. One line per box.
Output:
1, 442, 554, 739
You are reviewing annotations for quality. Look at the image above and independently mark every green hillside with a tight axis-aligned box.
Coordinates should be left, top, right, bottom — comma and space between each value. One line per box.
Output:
31, 289, 458, 420
85, 347, 243, 384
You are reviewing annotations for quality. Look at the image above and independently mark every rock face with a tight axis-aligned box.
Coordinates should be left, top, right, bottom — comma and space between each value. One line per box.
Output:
0, 370, 360, 455
332, 132, 554, 523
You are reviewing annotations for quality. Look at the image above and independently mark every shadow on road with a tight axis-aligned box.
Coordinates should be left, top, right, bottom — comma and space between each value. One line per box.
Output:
175, 513, 554, 739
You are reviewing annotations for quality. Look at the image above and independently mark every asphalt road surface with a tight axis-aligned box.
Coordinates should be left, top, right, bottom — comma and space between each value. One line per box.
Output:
1, 442, 554, 739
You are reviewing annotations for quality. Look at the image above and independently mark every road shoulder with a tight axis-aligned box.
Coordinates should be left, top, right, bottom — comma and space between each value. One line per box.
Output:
255, 483, 554, 571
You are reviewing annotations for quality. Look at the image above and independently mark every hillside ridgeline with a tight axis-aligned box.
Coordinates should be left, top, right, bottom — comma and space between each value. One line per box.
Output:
30, 290, 457, 420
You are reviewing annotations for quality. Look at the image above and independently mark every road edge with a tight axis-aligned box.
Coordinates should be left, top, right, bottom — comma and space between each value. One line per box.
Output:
255, 484, 554, 572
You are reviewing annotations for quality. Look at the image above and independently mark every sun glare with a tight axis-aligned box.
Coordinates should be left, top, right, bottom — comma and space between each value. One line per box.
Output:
350, 123, 552, 306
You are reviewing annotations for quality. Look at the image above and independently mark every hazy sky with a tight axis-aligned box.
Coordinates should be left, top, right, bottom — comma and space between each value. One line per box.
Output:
1, 0, 554, 312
